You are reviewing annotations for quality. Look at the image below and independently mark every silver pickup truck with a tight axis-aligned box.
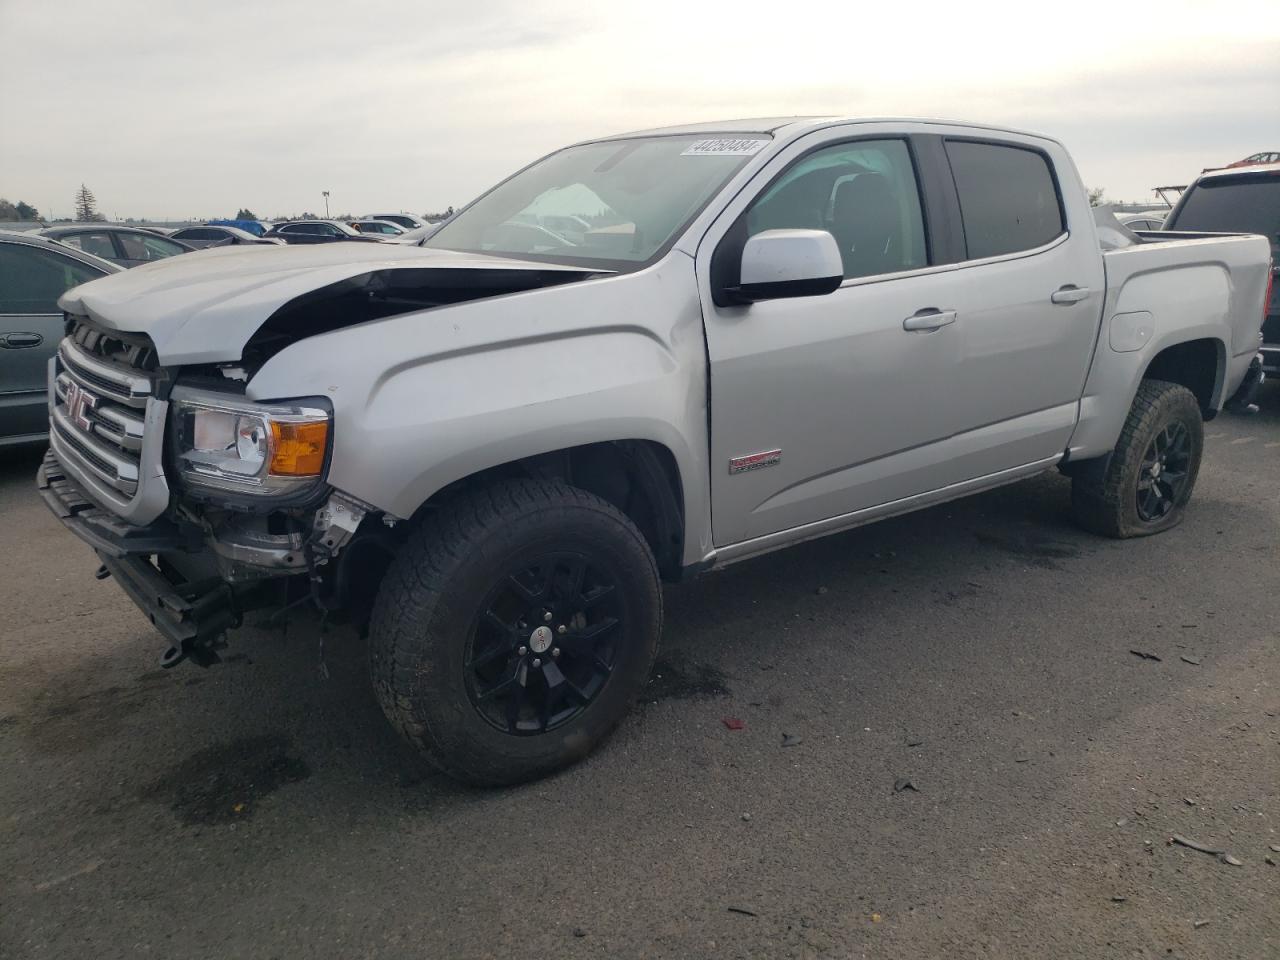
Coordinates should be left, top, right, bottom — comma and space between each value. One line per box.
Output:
38, 118, 1271, 785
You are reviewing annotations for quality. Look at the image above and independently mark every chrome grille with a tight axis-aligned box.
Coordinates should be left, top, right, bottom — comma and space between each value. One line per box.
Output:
48, 319, 171, 525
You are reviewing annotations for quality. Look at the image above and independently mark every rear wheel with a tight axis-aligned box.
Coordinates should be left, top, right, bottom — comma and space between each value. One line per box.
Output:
1070, 379, 1204, 538
369, 479, 661, 786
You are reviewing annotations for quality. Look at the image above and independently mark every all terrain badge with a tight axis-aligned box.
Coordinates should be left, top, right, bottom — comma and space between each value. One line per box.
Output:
728, 449, 781, 475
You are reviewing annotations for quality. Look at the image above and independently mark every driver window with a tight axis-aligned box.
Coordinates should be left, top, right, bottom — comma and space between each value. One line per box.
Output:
746, 139, 929, 280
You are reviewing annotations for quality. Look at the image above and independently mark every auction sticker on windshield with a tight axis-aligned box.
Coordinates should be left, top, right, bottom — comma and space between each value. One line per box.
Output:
682, 138, 769, 157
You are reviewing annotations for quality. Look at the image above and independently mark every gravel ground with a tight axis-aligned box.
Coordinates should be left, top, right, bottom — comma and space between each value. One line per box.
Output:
2, 385, 1277, 960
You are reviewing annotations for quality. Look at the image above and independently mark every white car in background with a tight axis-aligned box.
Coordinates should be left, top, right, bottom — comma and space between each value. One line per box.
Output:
363, 213, 427, 231
349, 219, 406, 237
1115, 211, 1167, 232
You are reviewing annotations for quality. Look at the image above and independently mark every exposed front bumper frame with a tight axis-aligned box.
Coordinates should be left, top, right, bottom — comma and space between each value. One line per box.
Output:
38, 449, 202, 557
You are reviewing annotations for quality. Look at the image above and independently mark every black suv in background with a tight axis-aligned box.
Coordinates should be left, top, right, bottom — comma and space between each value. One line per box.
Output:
1165, 164, 1280, 376
263, 220, 384, 244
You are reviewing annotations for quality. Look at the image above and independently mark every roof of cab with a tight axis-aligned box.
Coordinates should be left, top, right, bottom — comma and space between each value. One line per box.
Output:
586, 116, 1061, 146
595, 117, 836, 138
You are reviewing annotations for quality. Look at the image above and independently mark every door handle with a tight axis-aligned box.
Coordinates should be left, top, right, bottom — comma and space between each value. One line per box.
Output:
1051, 285, 1090, 305
903, 309, 957, 332
0, 332, 44, 349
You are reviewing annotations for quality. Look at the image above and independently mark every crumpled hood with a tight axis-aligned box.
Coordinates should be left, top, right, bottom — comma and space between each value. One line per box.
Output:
57, 243, 596, 365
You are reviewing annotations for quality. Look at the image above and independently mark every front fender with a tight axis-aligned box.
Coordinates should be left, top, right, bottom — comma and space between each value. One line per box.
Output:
247, 254, 713, 566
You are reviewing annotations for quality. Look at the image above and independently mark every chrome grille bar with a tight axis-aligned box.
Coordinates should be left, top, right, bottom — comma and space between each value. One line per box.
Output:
49, 322, 170, 525
54, 372, 144, 452
51, 410, 140, 495
58, 339, 152, 409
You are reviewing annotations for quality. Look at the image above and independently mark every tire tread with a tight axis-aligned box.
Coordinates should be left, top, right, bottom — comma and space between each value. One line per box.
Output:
1070, 378, 1203, 538
369, 478, 660, 785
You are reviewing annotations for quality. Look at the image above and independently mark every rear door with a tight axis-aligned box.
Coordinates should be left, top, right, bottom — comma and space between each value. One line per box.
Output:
0, 241, 107, 438
931, 136, 1104, 473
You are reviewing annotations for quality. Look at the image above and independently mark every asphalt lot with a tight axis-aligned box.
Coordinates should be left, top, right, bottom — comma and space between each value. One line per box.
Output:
2, 386, 1277, 960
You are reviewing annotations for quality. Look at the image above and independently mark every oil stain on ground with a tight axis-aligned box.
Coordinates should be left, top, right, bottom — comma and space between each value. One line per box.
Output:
645, 657, 731, 702
141, 734, 310, 825
973, 529, 1081, 569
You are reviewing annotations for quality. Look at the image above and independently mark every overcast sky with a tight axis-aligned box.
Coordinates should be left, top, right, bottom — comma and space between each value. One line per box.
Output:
2, 0, 1277, 220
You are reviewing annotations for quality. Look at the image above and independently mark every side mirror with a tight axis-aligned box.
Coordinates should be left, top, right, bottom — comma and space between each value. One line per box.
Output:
729, 229, 844, 304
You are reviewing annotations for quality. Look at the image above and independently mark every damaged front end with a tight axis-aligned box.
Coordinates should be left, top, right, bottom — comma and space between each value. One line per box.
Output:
41, 247, 604, 668
40, 447, 383, 668
38, 314, 395, 669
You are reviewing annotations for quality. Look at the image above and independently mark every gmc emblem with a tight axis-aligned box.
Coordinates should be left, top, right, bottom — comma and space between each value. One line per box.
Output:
64, 381, 99, 432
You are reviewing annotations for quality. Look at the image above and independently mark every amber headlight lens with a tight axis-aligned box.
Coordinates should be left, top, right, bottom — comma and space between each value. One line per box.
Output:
173, 393, 330, 496
268, 420, 328, 476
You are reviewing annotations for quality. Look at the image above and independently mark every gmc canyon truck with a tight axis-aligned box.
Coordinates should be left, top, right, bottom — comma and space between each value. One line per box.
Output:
38, 118, 1271, 785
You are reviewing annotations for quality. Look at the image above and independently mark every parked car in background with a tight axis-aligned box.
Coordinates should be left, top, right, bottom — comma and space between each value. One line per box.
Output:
1226, 152, 1280, 169
1116, 211, 1167, 232
390, 224, 438, 244
38, 225, 193, 268
37, 118, 1270, 786
207, 218, 269, 237
263, 220, 384, 244
170, 225, 283, 249
0, 230, 119, 445
1164, 163, 1280, 375
363, 213, 426, 231
350, 219, 405, 237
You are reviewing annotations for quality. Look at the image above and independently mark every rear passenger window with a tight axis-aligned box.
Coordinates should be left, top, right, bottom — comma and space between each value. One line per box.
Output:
945, 140, 1064, 259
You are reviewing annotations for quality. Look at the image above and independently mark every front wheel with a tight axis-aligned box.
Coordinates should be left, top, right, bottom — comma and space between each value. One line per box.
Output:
369, 479, 661, 786
1070, 379, 1204, 538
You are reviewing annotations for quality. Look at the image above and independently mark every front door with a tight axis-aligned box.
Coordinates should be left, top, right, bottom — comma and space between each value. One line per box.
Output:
699, 135, 969, 546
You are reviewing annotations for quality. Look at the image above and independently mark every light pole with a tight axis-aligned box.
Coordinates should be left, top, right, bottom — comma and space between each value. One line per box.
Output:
322, 191, 330, 218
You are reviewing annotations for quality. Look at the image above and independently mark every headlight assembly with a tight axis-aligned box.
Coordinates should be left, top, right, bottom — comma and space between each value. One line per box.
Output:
172, 392, 330, 497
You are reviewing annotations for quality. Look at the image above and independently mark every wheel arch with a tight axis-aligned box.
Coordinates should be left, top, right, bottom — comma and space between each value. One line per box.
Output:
1139, 336, 1226, 418
408, 439, 688, 582
1067, 329, 1228, 463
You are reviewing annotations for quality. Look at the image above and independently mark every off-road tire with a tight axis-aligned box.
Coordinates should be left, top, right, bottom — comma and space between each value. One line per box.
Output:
1070, 379, 1204, 538
369, 479, 661, 786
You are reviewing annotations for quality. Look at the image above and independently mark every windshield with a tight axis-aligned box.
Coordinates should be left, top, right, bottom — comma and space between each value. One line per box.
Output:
1169, 175, 1280, 255
424, 134, 770, 269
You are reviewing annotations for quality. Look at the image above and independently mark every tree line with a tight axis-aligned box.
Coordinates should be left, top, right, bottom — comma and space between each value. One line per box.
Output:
0, 198, 41, 221
1, 186, 455, 225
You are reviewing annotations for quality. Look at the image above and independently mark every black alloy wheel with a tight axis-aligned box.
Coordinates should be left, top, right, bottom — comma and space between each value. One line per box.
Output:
467, 553, 621, 735
1135, 421, 1192, 522
368, 479, 661, 785
1069, 379, 1204, 539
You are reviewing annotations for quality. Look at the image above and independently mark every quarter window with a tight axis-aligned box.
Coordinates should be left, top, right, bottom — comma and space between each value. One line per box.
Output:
944, 140, 1065, 259
743, 139, 929, 280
